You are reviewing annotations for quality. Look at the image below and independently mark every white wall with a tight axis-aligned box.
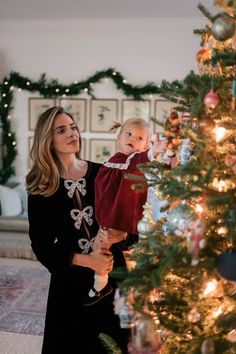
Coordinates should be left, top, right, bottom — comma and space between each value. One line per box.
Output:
0, 17, 207, 183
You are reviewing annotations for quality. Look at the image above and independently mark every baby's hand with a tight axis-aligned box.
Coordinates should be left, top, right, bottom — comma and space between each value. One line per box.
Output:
103, 228, 127, 247
152, 133, 168, 158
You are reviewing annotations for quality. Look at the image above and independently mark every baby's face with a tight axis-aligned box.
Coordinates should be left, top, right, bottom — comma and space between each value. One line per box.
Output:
118, 125, 149, 155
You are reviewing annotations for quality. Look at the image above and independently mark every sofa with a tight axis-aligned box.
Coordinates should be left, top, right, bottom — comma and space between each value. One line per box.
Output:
0, 184, 36, 260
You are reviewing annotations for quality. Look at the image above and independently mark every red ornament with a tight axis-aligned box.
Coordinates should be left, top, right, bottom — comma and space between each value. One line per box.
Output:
196, 48, 212, 63
199, 115, 215, 132
203, 90, 220, 109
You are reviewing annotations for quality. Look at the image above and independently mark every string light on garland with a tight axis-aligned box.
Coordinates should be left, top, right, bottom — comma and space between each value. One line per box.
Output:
0, 68, 206, 184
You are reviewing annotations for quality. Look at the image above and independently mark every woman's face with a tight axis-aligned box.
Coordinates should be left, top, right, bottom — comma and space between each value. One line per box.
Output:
51, 113, 80, 157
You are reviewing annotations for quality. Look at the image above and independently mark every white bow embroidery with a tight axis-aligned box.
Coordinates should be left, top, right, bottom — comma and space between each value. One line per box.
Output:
70, 206, 93, 230
64, 178, 86, 198
78, 237, 96, 254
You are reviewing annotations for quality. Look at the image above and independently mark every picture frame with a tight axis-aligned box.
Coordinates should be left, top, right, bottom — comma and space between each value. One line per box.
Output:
90, 99, 118, 132
90, 139, 116, 163
29, 98, 55, 130
154, 99, 177, 133
28, 136, 34, 169
122, 99, 151, 122
59, 98, 86, 132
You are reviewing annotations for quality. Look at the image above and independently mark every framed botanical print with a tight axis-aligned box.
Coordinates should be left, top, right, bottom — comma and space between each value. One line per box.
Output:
90, 139, 116, 163
29, 98, 55, 130
90, 99, 118, 132
122, 99, 151, 122
59, 98, 86, 132
154, 99, 177, 132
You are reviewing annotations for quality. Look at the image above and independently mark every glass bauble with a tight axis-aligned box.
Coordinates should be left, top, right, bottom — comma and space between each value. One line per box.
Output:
215, 250, 236, 281
118, 301, 134, 329
137, 203, 156, 239
128, 314, 162, 354
203, 90, 220, 109
212, 12, 235, 41
178, 138, 193, 165
166, 203, 195, 237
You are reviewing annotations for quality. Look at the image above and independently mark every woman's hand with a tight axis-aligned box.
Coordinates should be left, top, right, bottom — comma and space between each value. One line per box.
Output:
88, 248, 114, 274
72, 248, 114, 275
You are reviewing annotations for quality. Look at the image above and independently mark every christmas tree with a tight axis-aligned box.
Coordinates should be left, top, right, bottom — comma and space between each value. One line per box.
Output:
107, 1, 236, 353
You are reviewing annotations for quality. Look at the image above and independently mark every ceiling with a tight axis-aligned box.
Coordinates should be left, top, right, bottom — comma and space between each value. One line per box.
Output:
0, 0, 217, 20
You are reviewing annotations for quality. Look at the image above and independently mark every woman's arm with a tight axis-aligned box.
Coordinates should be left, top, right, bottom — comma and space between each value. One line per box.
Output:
28, 194, 76, 273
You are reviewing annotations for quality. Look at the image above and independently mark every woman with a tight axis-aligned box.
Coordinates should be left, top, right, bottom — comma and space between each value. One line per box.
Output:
26, 106, 129, 354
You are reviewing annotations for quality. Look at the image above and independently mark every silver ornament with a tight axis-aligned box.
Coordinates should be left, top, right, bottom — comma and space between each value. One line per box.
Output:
212, 12, 235, 41
129, 314, 162, 353
118, 301, 134, 329
178, 138, 193, 165
166, 203, 195, 237
137, 202, 156, 239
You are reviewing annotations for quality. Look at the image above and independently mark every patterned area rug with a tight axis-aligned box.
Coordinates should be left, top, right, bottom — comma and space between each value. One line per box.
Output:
0, 260, 50, 335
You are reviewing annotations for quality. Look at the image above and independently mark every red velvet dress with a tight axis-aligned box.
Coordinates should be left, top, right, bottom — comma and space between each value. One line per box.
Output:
95, 151, 150, 234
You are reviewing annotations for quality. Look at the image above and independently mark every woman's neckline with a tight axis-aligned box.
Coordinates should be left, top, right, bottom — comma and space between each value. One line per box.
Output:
60, 160, 89, 181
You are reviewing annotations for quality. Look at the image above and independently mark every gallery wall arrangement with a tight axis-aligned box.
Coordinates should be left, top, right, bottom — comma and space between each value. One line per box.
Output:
0, 67, 199, 184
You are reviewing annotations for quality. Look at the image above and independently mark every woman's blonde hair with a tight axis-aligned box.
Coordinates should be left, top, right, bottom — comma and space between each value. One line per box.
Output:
25, 106, 81, 196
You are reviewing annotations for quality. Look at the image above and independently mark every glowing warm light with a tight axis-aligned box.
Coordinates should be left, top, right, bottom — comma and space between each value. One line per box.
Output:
195, 203, 204, 214
217, 227, 227, 235
213, 305, 223, 318
149, 289, 160, 303
212, 178, 227, 192
204, 279, 217, 296
214, 126, 227, 142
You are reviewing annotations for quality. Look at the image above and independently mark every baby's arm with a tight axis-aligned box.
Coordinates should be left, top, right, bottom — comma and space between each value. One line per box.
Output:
152, 133, 179, 167
92, 227, 108, 251
92, 228, 127, 250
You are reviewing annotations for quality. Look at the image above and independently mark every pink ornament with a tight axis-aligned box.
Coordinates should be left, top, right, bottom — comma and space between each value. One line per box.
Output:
203, 90, 220, 109
225, 154, 236, 174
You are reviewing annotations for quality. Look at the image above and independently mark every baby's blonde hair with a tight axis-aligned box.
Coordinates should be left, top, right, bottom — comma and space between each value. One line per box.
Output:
110, 118, 150, 135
